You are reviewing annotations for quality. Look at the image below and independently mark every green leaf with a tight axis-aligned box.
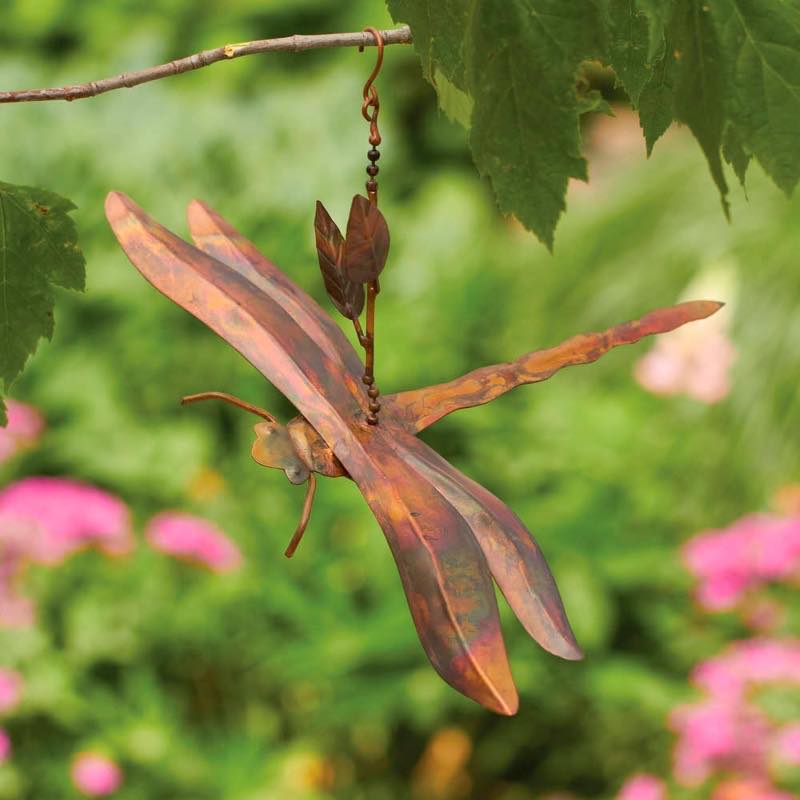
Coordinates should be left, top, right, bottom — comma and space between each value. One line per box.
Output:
467, 1, 607, 248
0, 181, 85, 423
432, 67, 474, 127
387, 0, 470, 84
624, 0, 679, 154
389, 0, 607, 248
711, 0, 800, 196
637, 0, 675, 60
671, 0, 730, 214
577, 87, 615, 116
389, 0, 800, 244
607, 0, 653, 103
638, 43, 678, 154
722, 122, 752, 187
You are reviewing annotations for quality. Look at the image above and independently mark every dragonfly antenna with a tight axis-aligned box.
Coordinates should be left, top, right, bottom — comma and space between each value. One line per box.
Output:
181, 392, 278, 424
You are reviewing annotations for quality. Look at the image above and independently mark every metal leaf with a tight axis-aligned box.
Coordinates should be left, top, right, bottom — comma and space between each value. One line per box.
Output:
343, 194, 390, 283
314, 201, 365, 320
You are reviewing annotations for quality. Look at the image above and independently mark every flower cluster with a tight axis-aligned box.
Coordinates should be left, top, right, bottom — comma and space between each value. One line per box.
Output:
617, 774, 667, 800
0, 401, 44, 465
634, 325, 736, 404
0, 669, 23, 714
671, 638, 800, 786
146, 512, 242, 573
0, 477, 134, 565
616, 507, 800, 799
0, 403, 244, 628
0, 477, 135, 628
634, 264, 737, 405
0, 400, 244, 790
683, 515, 800, 612
71, 752, 124, 797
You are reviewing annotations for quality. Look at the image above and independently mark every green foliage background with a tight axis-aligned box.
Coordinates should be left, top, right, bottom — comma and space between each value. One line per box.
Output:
1, 1, 800, 798
387, 0, 800, 245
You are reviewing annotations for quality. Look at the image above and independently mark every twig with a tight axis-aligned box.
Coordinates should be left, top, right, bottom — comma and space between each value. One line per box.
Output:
0, 26, 412, 104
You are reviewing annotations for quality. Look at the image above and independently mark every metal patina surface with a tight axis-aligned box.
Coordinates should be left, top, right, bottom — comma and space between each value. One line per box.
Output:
106, 190, 721, 715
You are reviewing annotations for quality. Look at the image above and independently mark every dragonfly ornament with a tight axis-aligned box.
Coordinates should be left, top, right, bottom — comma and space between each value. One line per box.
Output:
105, 30, 722, 715
106, 189, 720, 714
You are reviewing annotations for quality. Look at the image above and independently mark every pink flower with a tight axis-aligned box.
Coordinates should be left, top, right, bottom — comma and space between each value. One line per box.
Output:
0, 478, 133, 564
0, 401, 44, 463
684, 525, 753, 610
634, 264, 737, 404
0, 729, 10, 763
774, 724, 800, 765
675, 504, 800, 796
146, 512, 242, 573
617, 774, 667, 800
635, 331, 736, 403
673, 639, 800, 786
0, 669, 23, 714
670, 700, 770, 785
683, 515, 800, 611
749, 517, 800, 580
71, 752, 123, 797
692, 639, 800, 700
731, 639, 800, 685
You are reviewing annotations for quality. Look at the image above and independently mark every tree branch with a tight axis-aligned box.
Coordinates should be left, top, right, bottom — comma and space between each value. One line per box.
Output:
0, 26, 412, 104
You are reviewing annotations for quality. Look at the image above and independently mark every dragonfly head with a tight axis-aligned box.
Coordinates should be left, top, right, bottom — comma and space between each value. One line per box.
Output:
251, 421, 310, 485
180, 392, 310, 484
180, 391, 317, 560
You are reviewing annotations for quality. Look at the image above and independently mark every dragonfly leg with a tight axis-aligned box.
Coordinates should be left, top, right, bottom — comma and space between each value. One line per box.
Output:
284, 473, 317, 558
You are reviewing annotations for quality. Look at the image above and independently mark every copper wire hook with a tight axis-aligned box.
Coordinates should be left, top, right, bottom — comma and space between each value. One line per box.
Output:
359, 27, 384, 136
359, 27, 384, 102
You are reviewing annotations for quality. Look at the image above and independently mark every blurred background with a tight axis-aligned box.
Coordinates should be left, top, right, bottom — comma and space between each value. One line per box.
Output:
1, 1, 800, 798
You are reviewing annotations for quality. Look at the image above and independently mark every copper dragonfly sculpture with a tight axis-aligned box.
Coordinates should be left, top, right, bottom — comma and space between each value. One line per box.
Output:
106, 190, 721, 715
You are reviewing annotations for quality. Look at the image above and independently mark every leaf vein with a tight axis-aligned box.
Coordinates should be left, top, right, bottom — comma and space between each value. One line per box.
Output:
731, 0, 800, 106
2, 192, 74, 285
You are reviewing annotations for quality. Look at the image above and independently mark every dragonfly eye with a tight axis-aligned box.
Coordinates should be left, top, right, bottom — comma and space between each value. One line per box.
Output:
287, 466, 305, 484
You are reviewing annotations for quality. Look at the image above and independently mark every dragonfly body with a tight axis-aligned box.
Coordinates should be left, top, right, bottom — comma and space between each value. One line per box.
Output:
286, 415, 348, 479
106, 190, 722, 715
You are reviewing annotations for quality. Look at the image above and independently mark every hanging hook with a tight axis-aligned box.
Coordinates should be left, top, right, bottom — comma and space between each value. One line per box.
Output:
359, 27, 384, 146
357, 27, 386, 425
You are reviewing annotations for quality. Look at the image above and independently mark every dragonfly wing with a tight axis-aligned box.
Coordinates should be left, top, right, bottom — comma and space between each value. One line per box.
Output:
352, 426, 518, 715
393, 431, 582, 661
106, 191, 366, 426
186, 199, 365, 379
384, 300, 724, 433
